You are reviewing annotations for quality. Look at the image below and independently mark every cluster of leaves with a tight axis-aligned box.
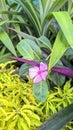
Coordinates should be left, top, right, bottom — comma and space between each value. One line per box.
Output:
0, 1, 73, 129
0, 62, 42, 130
13, 0, 73, 102
0, 0, 73, 85
38, 80, 73, 130
0, 62, 73, 130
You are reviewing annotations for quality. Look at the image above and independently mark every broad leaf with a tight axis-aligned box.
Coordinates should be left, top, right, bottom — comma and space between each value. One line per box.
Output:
49, 72, 65, 86
33, 80, 49, 102
17, 39, 42, 60
17, 40, 34, 60
49, 30, 68, 69
49, 61, 65, 86
37, 103, 73, 130
19, 63, 30, 76
26, 39, 42, 58
64, 47, 73, 60
38, 35, 52, 50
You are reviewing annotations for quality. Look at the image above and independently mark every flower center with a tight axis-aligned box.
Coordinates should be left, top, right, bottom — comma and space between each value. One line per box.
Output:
38, 70, 42, 75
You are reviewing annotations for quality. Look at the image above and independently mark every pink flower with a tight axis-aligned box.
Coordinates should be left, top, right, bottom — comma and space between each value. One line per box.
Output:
29, 62, 48, 83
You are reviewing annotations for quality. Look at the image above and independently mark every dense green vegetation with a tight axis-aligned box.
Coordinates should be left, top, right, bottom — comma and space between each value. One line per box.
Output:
0, 0, 73, 130
0, 62, 73, 130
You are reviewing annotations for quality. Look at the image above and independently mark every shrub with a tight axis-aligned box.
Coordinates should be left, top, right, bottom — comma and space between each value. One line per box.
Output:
0, 62, 42, 130
0, 62, 73, 130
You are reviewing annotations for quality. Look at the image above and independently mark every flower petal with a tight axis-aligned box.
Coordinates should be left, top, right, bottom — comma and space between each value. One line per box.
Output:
40, 62, 48, 71
33, 75, 42, 83
41, 71, 48, 80
29, 67, 39, 79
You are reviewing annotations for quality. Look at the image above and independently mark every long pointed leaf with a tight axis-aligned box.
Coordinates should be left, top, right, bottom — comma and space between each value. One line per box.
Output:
0, 0, 8, 21
9, 28, 37, 41
49, 0, 67, 12
0, 29, 17, 56
53, 12, 73, 48
49, 30, 68, 69
17, 0, 41, 36
42, 0, 67, 35
37, 103, 73, 130
39, 0, 44, 24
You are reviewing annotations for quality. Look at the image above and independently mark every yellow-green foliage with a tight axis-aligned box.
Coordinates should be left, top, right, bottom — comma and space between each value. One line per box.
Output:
39, 80, 73, 130
0, 62, 42, 130
0, 62, 73, 130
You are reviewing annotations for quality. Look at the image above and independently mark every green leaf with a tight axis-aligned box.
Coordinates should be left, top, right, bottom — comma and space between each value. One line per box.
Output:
0, 0, 9, 21
21, 112, 30, 128
49, 72, 65, 86
0, 28, 17, 56
5, 112, 15, 121
39, 0, 44, 24
17, 39, 42, 60
0, 46, 11, 63
18, 117, 29, 130
42, 0, 67, 35
49, 61, 65, 86
0, 99, 14, 107
37, 103, 73, 130
17, 40, 34, 60
9, 28, 37, 41
33, 80, 49, 102
39, 0, 53, 23
49, 0, 67, 12
17, 0, 41, 36
43, 0, 54, 17
38, 35, 52, 50
64, 47, 73, 60
7, 119, 17, 130
25, 39, 42, 58
53, 12, 73, 48
0, 20, 8, 26
19, 63, 30, 76
49, 30, 68, 69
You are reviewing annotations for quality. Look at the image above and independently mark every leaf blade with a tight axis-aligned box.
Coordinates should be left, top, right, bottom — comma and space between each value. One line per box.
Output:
17, 39, 34, 60
33, 80, 49, 102
37, 103, 73, 130
0, 29, 17, 56
53, 12, 73, 48
49, 30, 68, 69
